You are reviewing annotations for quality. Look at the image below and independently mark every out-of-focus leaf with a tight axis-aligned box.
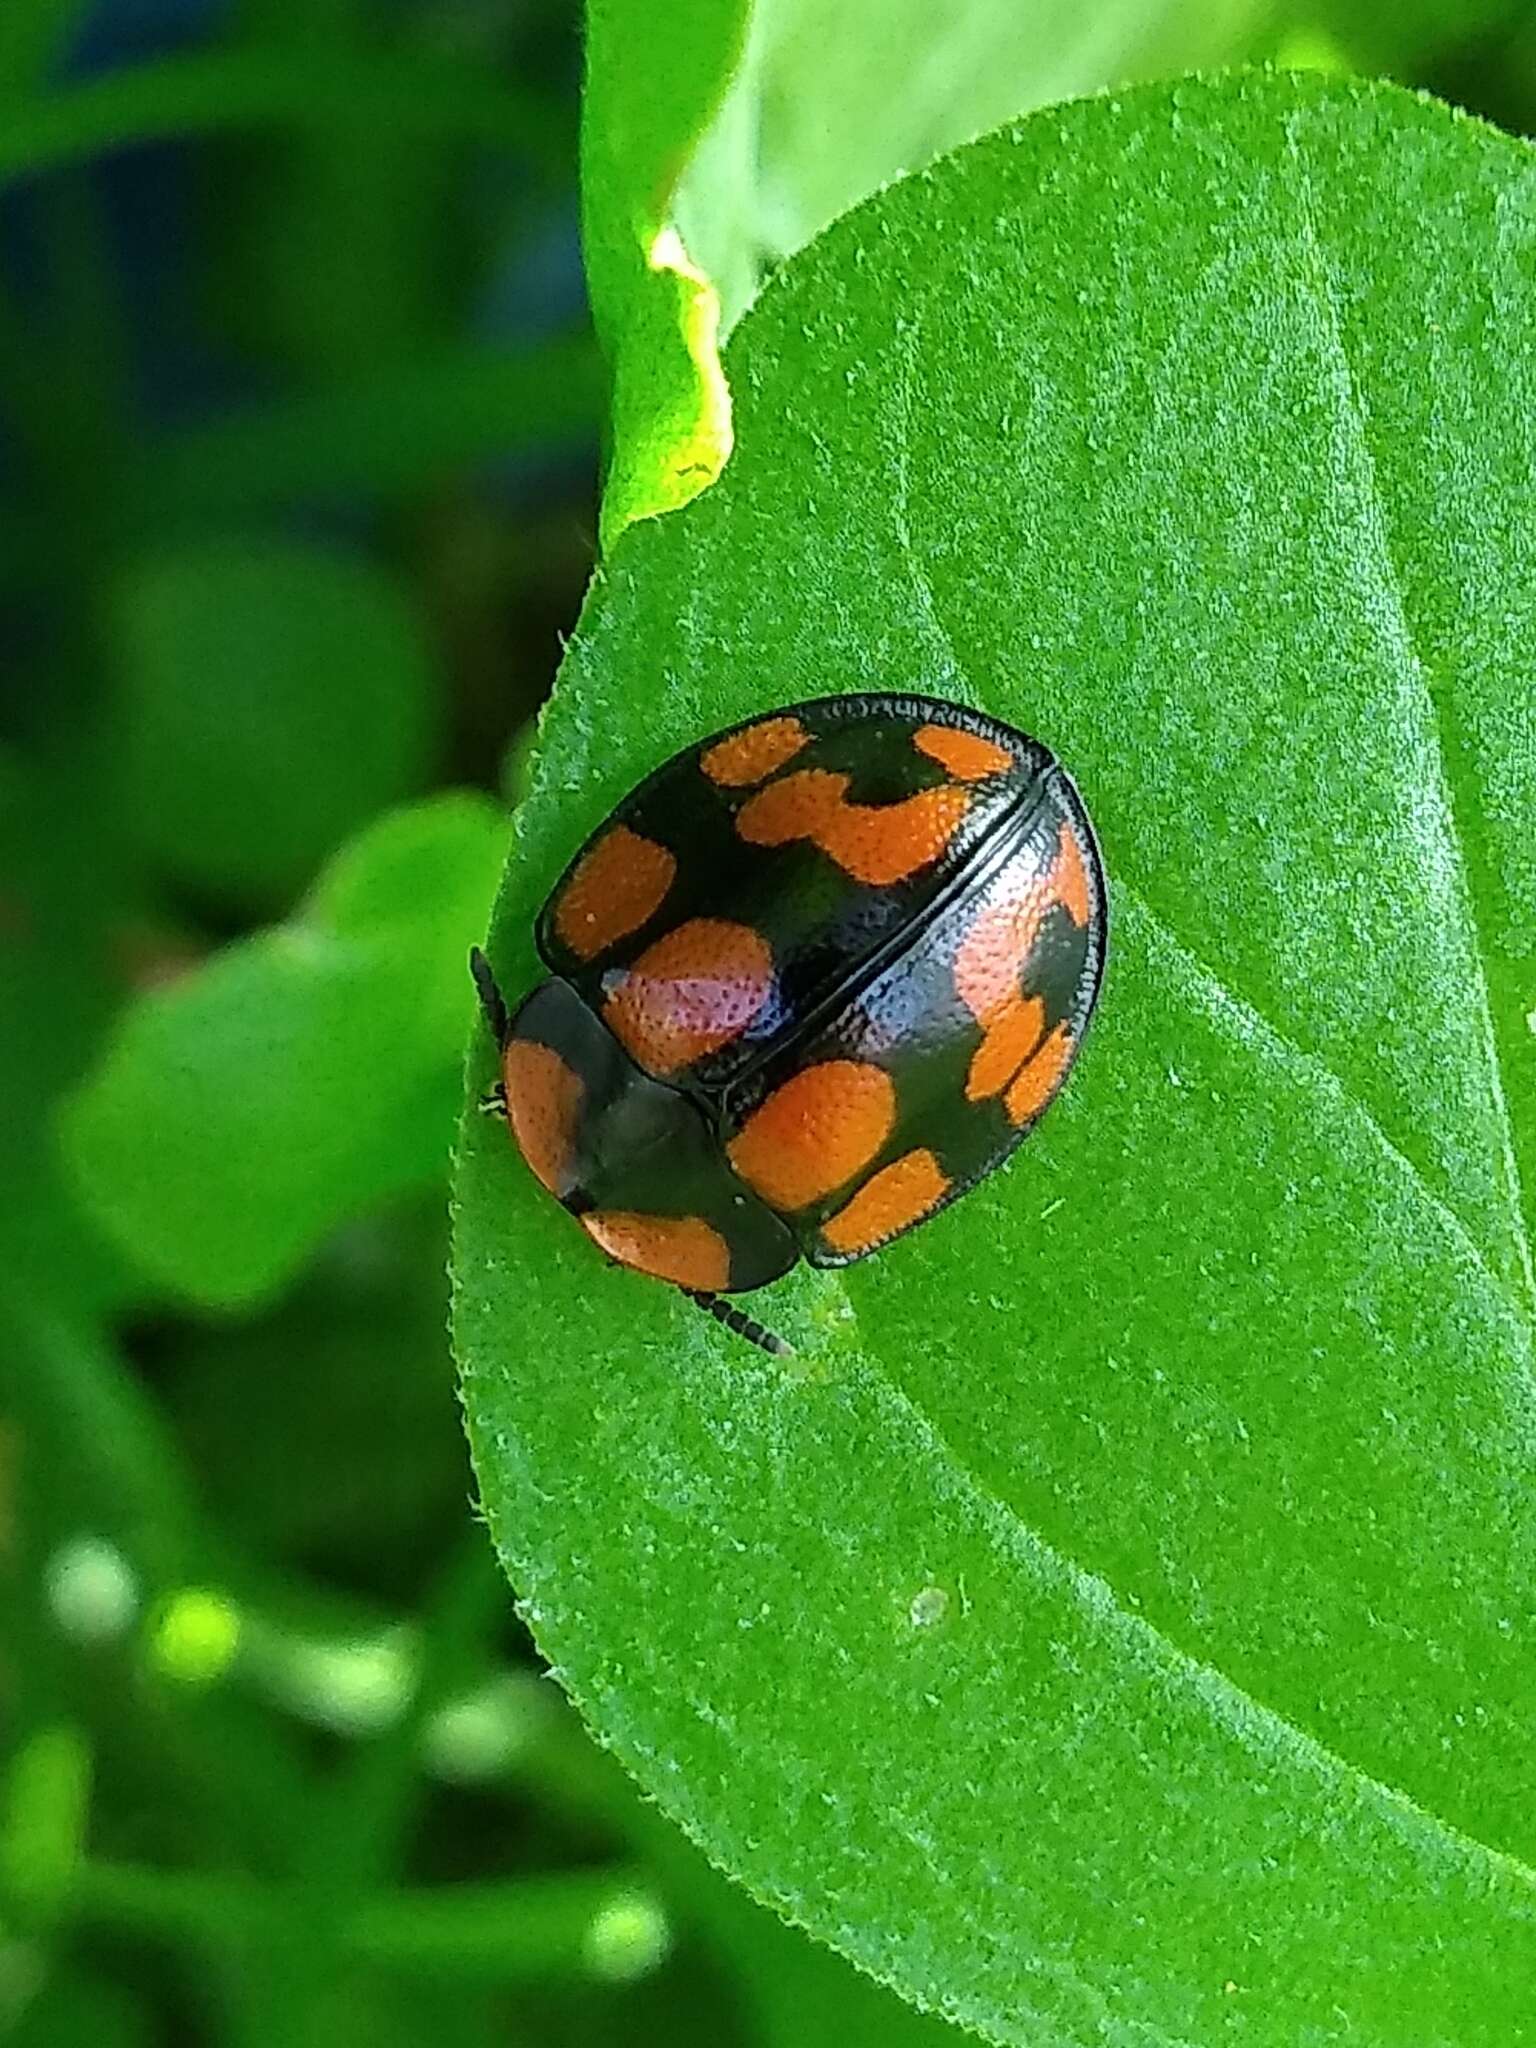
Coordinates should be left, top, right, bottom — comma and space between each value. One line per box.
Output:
735, 0, 1271, 268
0, 1726, 90, 1929
581, 0, 752, 549
6, 1970, 147, 2048
0, 747, 136, 1317
687, 0, 1524, 319
0, 1296, 198, 1589
1273, 24, 1355, 73
63, 794, 507, 1306
0, 0, 86, 93
162, 1202, 469, 1588
146, 336, 603, 518
456, 73, 1536, 2045
1319, 0, 1514, 69
114, 539, 439, 909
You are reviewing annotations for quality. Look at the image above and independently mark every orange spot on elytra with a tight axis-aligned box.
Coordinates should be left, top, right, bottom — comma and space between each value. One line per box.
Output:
826, 784, 970, 885
914, 725, 1014, 781
1055, 822, 1092, 927
821, 1148, 950, 1257
965, 993, 1045, 1102
737, 769, 969, 886
727, 1061, 895, 1212
735, 767, 846, 844
953, 858, 1055, 1028
502, 1040, 583, 1196
581, 1211, 731, 1291
554, 825, 676, 962
1004, 1021, 1075, 1126
954, 821, 1090, 1118
700, 716, 809, 787
604, 918, 774, 1077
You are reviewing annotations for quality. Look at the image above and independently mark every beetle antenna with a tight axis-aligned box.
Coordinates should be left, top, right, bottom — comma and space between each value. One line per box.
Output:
683, 1290, 794, 1358
469, 946, 510, 1047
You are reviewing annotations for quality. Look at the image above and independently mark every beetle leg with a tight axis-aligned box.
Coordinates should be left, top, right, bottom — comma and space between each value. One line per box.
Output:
469, 946, 511, 1047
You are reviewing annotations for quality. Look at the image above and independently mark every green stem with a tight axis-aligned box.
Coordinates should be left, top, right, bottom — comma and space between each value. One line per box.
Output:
75, 1861, 281, 1950
75, 1860, 653, 1982
142, 333, 603, 521
0, 49, 570, 190
0, 1294, 197, 1588
297, 1536, 508, 1895
346, 1871, 654, 1979
0, 1297, 317, 1870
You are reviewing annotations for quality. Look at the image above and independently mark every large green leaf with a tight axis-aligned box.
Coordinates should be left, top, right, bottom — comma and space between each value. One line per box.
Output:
455, 73, 1536, 2045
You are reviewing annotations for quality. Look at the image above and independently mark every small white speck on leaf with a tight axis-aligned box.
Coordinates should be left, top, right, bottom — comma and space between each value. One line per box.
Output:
908, 1585, 949, 1628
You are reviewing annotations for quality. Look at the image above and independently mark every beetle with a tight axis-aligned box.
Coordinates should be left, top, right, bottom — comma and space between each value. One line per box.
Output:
471, 691, 1106, 1354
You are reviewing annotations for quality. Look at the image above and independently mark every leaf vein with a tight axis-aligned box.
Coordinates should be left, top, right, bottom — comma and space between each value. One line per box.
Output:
1283, 110, 1536, 1327
1121, 880, 1536, 1359
864, 105, 1536, 1917
843, 1282, 1536, 1896
888, 287, 1534, 1346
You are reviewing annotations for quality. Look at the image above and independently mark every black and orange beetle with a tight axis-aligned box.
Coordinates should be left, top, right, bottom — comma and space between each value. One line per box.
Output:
471, 692, 1106, 1354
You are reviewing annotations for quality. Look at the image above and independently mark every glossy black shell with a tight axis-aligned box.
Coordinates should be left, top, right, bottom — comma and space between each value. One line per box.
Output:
526, 693, 1107, 1275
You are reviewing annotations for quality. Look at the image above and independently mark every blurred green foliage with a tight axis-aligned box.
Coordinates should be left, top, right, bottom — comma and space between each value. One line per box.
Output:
6, 2, 1536, 2045
114, 541, 441, 909
66, 795, 507, 1302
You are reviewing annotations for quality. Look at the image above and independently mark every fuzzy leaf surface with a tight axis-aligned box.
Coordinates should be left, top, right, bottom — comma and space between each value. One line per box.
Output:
456, 75, 1536, 2045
